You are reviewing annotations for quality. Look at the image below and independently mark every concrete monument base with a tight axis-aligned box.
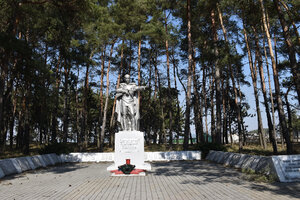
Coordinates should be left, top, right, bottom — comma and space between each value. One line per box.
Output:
107, 131, 151, 174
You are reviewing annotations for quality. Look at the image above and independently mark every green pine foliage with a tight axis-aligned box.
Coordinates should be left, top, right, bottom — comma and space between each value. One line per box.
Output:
0, 0, 299, 155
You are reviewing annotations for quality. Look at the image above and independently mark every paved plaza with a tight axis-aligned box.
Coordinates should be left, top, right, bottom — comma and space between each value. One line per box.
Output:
0, 161, 299, 200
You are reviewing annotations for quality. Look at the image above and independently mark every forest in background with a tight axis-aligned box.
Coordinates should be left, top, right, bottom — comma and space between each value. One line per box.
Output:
0, 0, 299, 156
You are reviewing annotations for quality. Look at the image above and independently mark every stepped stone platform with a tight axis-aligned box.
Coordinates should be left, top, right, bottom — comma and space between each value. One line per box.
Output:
0, 161, 299, 200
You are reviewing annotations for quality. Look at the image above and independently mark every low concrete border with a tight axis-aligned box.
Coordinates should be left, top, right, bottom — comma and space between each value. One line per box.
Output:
0, 159, 20, 176
145, 151, 201, 161
0, 153, 62, 180
1, 151, 201, 180
0, 167, 4, 179
60, 151, 202, 163
206, 150, 278, 181
15, 157, 32, 172
31, 155, 47, 167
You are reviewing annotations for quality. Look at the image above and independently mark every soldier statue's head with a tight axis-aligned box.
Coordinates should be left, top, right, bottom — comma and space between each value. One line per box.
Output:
124, 74, 130, 84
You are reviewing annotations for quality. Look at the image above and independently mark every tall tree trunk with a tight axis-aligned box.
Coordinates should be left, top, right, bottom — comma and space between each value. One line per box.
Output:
154, 49, 158, 99
165, 14, 173, 146
157, 68, 166, 144
22, 88, 30, 155
51, 54, 61, 144
273, 0, 300, 105
211, 8, 222, 144
100, 45, 106, 119
63, 61, 70, 144
9, 94, 17, 149
237, 79, 247, 145
98, 45, 106, 149
192, 49, 204, 144
184, 0, 192, 150
222, 78, 228, 144
210, 71, 216, 143
243, 26, 266, 149
202, 65, 209, 143
83, 51, 93, 149
171, 49, 182, 145
273, 36, 284, 148
0, 62, 8, 150
285, 88, 293, 141
100, 41, 115, 152
75, 67, 81, 149
260, 0, 293, 154
278, 0, 300, 44
254, 29, 278, 153
109, 42, 124, 146
138, 39, 141, 102
217, 5, 242, 148
263, 36, 277, 151
128, 40, 132, 75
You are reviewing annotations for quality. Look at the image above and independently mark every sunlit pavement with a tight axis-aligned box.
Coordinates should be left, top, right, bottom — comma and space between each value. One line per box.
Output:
0, 161, 299, 200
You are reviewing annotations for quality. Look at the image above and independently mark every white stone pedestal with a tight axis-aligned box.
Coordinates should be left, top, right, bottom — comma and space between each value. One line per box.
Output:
107, 131, 151, 172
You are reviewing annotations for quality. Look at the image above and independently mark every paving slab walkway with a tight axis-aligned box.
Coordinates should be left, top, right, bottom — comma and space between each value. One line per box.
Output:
0, 161, 299, 200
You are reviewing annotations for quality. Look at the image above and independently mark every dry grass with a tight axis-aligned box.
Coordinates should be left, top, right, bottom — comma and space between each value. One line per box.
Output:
1, 142, 299, 160
0, 144, 43, 159
225, 142, 300, 156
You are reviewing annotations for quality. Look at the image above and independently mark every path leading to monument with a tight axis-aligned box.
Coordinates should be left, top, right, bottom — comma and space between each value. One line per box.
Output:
0, 161, 299, 200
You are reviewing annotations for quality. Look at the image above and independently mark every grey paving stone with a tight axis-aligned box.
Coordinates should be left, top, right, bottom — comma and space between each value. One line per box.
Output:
241, 156, 257, 170
25, 157, 36, 169
229, 153, 242, 167
249, 156, 262, 171
0, 161, 299, 200
205, 150, 215, 160
41, 154, 53, 166
211, 151, 221, 162
235, 154, 250, 168
0, 167, 5, 179
212, 151, 222, 162
48, 153, 60, 164
31, 155, 46, 167
256, 157, 277, 176
10, 158, 22, 173
15, 157, 32, 172
224, 153, 235, 166
56, 154, 63, 163
215, 151, 226, 164
0, 159, 21, 176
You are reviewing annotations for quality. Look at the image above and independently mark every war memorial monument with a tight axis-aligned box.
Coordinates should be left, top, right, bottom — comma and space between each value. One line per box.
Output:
107, 74, 151, 175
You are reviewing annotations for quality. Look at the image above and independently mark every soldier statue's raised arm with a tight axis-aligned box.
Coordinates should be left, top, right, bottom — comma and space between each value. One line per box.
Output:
115, 74, 147, 131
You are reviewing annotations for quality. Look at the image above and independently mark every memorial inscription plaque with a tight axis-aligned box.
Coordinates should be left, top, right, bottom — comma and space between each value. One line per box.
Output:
272, 155, 300, 182
119, 138, 140, 153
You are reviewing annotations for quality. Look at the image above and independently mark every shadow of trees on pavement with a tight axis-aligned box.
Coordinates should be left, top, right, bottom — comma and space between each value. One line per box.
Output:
149, 160, 300, 199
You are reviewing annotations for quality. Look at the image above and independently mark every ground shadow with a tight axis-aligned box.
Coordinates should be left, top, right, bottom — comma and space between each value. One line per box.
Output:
149, 160, 300, 199
0, 163, 88, 182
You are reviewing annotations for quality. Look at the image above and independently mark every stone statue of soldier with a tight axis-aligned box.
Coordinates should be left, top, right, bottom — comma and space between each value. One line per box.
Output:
115, 74, 147, 131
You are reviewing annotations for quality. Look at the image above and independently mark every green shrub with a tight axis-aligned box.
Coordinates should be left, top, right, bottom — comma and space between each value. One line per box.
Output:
39, 143, 75, 155
197, 143, 227, 159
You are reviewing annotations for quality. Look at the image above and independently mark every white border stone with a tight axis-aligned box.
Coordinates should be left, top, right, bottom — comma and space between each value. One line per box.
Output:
145, 151, 201, 161
60, 151, 201, 163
